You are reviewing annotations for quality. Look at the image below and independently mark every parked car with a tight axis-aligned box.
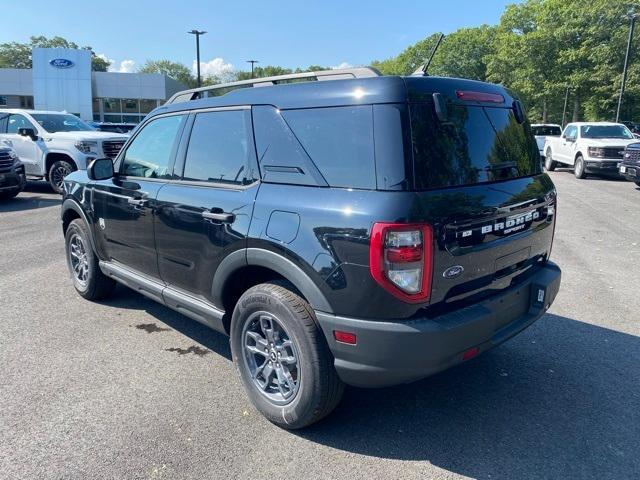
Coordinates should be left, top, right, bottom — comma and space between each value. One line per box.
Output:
61, 68, 561, 429
531, 123, 562, 158
621, 121, 640, 138
0, 145, 26, 199
0, 110, 128, 193
543, 122, 637, 178
90, 121, 137, 134
619, 142, 640, 187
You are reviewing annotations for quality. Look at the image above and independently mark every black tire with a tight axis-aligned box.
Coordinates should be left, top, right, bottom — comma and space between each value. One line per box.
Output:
574, 155, 586, 179
635, 181, 640, 188
49, 159, 75, 194
0, 189, 20, 199
64, 218, 115, 300
545, 149, 557, 171
230, 281, 344, 429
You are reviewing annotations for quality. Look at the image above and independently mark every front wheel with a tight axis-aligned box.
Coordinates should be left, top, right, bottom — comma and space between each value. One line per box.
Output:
230, 281, 344, 429
574, 155, 586, 179
49, 160, 75, 194
0, 189, 20, 200
65, 219, 115, 300
545, 149, 557, 171
634, 181, 640, 187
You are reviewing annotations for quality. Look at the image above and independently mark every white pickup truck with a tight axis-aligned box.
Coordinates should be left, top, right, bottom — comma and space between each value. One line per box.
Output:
0, 109, 128, 193
543, 122, 637, 179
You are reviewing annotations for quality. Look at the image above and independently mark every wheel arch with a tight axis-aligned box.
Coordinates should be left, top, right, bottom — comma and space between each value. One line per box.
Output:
45, 152, 77, 177
61, 199, 97, 253
213, 248, 333, 333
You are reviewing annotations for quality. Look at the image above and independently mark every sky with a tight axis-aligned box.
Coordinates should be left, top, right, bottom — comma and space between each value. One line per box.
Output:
0, 0, 518, 76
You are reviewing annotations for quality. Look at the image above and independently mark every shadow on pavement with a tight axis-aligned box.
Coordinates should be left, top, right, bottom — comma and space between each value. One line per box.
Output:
0, 182, 60, 213
99, 287, 640, 479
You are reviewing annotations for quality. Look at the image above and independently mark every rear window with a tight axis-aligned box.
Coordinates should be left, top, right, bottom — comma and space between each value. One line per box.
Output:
532, 125, 561, 136
410, 101, 541, 190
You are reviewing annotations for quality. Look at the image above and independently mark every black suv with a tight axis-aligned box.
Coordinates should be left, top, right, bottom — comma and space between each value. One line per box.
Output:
0, 146, 26, 199
61, 68, 561, 428
619, 142, 640, 187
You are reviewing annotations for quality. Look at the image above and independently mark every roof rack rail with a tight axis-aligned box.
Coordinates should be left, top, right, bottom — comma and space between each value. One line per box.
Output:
166, 67, 381, 104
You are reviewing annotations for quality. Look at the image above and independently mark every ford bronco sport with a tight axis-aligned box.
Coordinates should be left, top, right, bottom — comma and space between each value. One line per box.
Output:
61, 68, 561, 429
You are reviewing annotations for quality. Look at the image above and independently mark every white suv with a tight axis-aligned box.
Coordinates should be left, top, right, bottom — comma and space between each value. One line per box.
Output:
0, 109, 129, 193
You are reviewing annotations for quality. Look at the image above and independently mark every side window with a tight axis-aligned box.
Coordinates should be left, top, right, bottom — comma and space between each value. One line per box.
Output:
7, 114, 33, 134
282, 105, 376, 189
182, 110, 257, 185
121, 114, 185, 178
564, 125, 577, 140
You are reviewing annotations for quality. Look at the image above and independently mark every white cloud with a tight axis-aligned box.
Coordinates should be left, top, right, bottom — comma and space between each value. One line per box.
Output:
101, 55, 136, 73
194, 57, 235, 80
331, 62, 353, 70
116, 59, 136, 73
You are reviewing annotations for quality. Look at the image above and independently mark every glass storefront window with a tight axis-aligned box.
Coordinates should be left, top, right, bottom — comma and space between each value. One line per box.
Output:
140, 99, 158, 114
0, 96, 7, 106
104, 114, 123, 123
123, 115, 142, 123
103, 98, 121, 113
122, 99, 139, 113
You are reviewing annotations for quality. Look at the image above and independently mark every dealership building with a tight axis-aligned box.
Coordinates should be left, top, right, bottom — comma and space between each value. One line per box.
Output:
0, 48, 186, 124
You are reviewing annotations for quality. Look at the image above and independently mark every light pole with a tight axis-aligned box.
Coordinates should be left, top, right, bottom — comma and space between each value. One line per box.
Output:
616, 12, 638, 123
188, 29, 207, 87
562, 86, 570, 128
246, 60, 259, 78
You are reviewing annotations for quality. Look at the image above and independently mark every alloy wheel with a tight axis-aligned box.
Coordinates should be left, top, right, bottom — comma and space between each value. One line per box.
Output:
242, 312, 300, 405
68, 233, 89, 286
51, 164, 72, 191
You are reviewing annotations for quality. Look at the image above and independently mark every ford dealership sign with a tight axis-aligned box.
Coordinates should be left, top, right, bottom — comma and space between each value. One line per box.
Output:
49, 58, 74, 69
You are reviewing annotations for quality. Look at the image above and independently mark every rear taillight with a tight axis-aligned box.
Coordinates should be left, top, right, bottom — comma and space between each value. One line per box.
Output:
369, 223, 433, 303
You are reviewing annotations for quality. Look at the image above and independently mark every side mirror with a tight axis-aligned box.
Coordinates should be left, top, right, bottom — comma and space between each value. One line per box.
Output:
87, 158, 114, 181
18, 127, 38, 141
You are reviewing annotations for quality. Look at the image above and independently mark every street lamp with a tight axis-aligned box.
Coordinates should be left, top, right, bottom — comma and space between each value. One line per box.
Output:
246, 60, 259, 78
188, 29, 207, 87
616, 12, 638, 123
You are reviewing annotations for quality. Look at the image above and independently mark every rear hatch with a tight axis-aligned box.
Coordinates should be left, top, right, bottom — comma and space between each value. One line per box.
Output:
404, 77, 556, 313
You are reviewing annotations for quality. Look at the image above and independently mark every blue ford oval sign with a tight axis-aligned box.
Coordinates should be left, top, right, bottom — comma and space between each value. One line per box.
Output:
443, 265, 464, 279
49, 58, 74, 69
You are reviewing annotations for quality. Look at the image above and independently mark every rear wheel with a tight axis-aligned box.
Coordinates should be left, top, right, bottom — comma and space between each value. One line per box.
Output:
545, 149, 557, 171
49, 160, 75, 194
230, 281, 344, 429
65, 219, 115, 300
635, 181, 640, 187
574, 155, 586, 179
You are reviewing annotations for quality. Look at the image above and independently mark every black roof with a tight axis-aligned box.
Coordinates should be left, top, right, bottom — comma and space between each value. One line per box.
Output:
150, 75, 515, 119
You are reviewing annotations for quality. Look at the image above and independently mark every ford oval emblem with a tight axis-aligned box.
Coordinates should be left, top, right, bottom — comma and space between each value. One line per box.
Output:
443, 265, 464, 279
49, 58, 74, 69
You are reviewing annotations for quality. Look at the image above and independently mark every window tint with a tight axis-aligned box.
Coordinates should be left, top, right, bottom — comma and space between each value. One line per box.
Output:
182, 110, 256, 185
252, 105, 326, 187
6, 114, 34, 134
410, 101, 541, 189
122, 114, 185, 178
282, 106, 375, 189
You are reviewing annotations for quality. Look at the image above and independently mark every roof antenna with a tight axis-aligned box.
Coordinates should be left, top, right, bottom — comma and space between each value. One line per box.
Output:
413, 33, 445, 76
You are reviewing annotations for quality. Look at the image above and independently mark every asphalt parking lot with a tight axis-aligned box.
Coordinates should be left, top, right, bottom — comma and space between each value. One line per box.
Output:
1, 171, 639, 480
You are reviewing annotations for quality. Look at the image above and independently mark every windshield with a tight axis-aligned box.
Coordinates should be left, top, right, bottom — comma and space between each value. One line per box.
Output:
580, 125, 633, 139
532, 125, 561, 136
30, 113, 95, 133
410, 102, 541, 189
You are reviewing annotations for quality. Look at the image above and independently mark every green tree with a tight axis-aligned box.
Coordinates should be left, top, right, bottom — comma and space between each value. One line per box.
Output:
139, 60, 196, 88
0, 36, 110, 71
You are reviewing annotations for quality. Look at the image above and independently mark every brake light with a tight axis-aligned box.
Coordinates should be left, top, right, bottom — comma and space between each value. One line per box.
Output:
456, 90, 505, 103
369, 223, 433, 303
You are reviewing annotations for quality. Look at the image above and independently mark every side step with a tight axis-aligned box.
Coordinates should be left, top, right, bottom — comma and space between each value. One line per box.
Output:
99, 261, 226, 334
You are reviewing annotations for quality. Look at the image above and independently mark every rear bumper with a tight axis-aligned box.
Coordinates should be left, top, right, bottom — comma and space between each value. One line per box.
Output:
317, 261, 561, 388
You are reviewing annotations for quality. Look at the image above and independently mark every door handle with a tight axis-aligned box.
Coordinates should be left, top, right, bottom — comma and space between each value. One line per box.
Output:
127, 197, 148, 208
201, 210, 235, 223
